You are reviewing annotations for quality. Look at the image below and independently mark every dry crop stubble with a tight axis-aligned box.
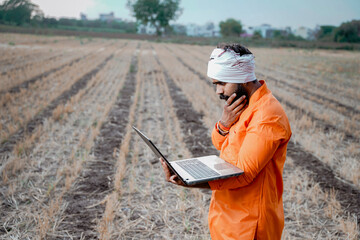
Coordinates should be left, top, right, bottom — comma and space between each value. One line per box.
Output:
0, 49, 116, 164
49, 43, 140, 239
0, 51, 115, 181
0, 52, 99, 140
0, 37, 117, 94
0, 42, 135, 239
282, 160, 358, 239
110, 44, 210, 239
0, 50, 63, 79
254, 48, 360, 103
0, 51, 71, 92
98, 45, 146, 239
267, 82, 360, 186
0, 33, 71, 46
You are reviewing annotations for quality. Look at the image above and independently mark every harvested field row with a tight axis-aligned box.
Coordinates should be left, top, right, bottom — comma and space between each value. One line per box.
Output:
0, 39, 118, 93
100, 44, 210, 239
0, 51, 105, 137
52, 45, 140, 239
1, 54, 82, 95
256, 64, 360, 106
0, 42, 138, 239
258, 70, 360, 117
0, 51, 63, 75
0, 51, 80, 92
254, 48, 360, 100
0, 36, 118, 90
256, 73, 359, 142
0, 42, 125, 146
0, 53, 114, 162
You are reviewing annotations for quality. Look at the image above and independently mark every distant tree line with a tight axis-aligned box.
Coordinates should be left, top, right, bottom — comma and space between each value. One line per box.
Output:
0, 0, 137, 33
219, 18, 360, 43
316, 20, 360, 43
41, 18, 137, 34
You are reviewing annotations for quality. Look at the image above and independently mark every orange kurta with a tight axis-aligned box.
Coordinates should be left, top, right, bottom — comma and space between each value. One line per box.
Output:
209, 80, 291, 240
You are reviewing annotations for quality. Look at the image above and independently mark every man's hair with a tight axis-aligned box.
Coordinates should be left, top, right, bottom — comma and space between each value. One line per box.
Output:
217, 43, 252, 56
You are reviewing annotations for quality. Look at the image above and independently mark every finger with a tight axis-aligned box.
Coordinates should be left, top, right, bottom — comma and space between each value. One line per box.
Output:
233, 95, 246, 106
235, 105, 247, 116
233, 99, 247, 113
160, 158, 171, 180
169, 175, 179, 184
229, 95, 246, 110
226, 93, 237, 106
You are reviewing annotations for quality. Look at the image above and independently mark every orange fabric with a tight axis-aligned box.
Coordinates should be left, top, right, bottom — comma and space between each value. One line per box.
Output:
209, 80, 291, 240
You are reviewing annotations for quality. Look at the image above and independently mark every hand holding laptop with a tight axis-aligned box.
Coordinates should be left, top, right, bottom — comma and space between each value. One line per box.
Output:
160, 157, 185, 186
160, 157, 212, 189
132, 126, 243, 186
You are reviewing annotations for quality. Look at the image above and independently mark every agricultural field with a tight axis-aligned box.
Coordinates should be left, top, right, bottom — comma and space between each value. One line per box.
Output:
0, 33, 359, 239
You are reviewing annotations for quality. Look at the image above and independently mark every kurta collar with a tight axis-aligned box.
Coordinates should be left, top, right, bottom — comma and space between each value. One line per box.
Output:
248, 80, 269, 106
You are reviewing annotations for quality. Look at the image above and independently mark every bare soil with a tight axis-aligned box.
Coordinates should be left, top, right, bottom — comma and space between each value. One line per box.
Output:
53, 53, 139, 239
287, 141, 360, 224
0, 54, 113, 161
154, 53, 217, 157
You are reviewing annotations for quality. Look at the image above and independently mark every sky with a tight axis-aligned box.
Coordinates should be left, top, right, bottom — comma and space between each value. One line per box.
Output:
28, 0, 360, 29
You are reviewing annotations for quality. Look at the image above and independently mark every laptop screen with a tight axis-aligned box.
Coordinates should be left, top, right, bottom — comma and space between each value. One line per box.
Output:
132, 126, 186, 184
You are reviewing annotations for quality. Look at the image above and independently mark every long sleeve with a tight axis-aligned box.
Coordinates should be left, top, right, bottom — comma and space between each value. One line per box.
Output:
211, 124, 227, 150
209, 124, 283, 190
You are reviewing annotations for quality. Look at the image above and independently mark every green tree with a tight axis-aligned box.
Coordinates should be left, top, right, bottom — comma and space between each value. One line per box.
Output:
0, 0, 40, 25
127, 0, 182, 36
315, 25, 337, 41
334, 20, 360, 43
252, 30, 262, 39
219, 18, 243, 37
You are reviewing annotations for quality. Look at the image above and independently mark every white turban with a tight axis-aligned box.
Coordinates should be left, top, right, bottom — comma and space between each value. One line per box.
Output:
207, 48, 256, 83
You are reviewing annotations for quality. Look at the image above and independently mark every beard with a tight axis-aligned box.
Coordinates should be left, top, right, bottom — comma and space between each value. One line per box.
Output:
219, 84, 249, 104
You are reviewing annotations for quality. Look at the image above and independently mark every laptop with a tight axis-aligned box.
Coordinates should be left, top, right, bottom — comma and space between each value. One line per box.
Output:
132, 126, 244, 186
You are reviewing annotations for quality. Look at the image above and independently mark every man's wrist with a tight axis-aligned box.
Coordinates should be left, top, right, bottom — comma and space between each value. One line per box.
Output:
216, 121, 229, 136
218, 120, 230, 130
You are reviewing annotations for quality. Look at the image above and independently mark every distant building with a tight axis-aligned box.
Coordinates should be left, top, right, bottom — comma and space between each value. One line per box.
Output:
255, 24, 272, 38
186, 22, 221, 37
244, 24, 292, 39
98, 12, 122, 23
243, 25, 255, 35
137, 23, 157, 35
99, 12, 115, 22
172, 24, 187, 35
80, 13, 87, 21
294, 26, 315, 40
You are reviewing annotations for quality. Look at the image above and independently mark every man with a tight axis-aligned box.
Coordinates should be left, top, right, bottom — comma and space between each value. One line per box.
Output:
160, 43, 292, 239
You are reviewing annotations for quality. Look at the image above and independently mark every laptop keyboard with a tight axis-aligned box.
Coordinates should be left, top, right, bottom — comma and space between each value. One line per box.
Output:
176, 159, 220, 180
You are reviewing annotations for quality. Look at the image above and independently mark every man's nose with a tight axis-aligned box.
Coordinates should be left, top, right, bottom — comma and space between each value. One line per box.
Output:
216, 85, 224, 95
